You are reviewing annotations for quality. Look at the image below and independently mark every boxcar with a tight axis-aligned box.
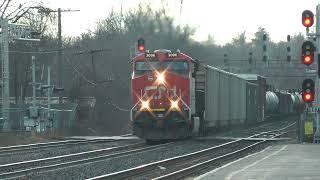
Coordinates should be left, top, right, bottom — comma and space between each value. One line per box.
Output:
196, 65, 253, 131
237, 74, 266, 122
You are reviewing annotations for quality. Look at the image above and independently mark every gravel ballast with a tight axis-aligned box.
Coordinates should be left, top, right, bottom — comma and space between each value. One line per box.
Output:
0, 139, 142, 165
28, 140, 228, 179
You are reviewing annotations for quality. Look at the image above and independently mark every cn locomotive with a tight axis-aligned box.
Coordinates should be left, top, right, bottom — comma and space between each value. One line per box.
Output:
130, 49, 304, 141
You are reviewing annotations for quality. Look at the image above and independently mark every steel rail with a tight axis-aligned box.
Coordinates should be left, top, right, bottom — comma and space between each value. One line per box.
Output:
0, 142, 172, 179
88, 124, 294, 180
152, 132, 288, 180
0, 134, 134, 154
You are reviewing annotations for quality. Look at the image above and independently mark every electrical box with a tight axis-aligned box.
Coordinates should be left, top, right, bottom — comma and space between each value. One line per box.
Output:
48, 111, 55, 120
29, 106, 39, 118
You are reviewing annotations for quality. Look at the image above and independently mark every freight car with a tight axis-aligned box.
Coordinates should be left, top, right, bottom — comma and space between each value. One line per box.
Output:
130, 49, 303, 141
265, 91, 304, 117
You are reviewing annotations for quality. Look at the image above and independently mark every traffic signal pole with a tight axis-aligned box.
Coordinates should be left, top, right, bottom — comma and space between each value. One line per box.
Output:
314, 5, 320, 142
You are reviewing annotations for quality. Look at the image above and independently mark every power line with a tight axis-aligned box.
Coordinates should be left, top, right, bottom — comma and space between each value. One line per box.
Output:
5, 50, 59, 54
63, 54, 97, 86
104, 97, 129, 112
63, 53, 114, 86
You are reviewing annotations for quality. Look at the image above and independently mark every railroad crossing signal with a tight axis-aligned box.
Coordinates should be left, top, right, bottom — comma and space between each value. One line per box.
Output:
301, 41, 315, 66
137, 38, 145, 52
302, 79, 315, 103
302, 10, 314, 27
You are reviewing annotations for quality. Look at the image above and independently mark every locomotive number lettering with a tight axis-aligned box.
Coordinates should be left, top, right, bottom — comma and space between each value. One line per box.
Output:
145, 53, 156, 58
167, 53, 178, 58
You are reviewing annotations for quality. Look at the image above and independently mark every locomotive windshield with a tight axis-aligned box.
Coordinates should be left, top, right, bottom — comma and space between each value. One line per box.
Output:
163, 61, 188, 71
163, 61, 189, 75
134, 60, 189, 75
135, 61, 160, 70
135, 61, 160, 75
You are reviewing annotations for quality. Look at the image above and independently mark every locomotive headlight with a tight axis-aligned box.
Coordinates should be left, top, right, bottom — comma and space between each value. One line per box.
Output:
156, 72, 165, 84
170, 100, 180, 111
140, 100, 150, 110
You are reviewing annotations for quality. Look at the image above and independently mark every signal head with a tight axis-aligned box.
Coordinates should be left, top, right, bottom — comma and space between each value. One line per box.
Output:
302, 10, 314, 27
302, 79, 315, 103
262, 34, 267, 41
301, 41, 315, 65
137, 38, 145, 52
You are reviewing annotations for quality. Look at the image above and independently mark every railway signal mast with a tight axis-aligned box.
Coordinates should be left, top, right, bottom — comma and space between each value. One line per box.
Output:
301, 7, 320, 142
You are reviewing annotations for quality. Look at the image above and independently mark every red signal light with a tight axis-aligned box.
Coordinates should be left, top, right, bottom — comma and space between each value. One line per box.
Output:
138, 45, 145, 52
303, 18, 311, 27
303, 92, 313, 102
303, 55, 312, 65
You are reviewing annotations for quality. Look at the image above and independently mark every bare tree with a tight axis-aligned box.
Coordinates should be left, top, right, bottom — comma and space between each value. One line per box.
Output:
0, 0, 56, 35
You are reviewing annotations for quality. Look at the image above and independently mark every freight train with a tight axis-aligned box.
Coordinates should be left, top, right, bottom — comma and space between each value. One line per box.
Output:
130, 49, 304, 141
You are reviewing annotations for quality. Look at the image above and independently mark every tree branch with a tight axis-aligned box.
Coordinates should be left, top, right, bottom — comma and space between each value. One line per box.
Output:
5, 3, 28, 19
11, 6, 33, 23
0, 0, 8, 11
1, 0, 12, 19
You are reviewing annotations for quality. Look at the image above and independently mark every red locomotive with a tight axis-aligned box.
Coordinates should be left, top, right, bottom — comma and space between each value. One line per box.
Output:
131, 49, 194, 140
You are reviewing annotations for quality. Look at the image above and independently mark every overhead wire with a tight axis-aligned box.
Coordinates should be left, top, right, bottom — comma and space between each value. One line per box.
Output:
104, 97, 130, 112
63, 54, 97, 86
63, 53, 129, 112
4, 48, 128, 113
63, 53, 115, 86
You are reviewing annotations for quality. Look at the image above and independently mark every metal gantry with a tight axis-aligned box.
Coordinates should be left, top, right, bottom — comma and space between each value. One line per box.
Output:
0, 19, 40, 130
1, 19, 10, 130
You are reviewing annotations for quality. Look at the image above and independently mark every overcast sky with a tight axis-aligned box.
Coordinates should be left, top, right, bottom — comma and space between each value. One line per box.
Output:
43, 0, 319, 45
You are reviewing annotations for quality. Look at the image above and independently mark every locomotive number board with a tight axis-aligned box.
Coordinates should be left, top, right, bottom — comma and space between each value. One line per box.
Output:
145, 53, 156, 58
167, 53, 178, 58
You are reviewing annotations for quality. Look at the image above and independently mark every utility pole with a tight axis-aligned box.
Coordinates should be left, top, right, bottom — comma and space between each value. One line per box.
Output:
30, 56, 39, 132
73, 49, 111, 83
90, 50, 100, 83
1, 19, 10, 130
47, 66, 53, 129
32, 56, 36, 107
58, 8, 62, 104
38, 8, 80, 104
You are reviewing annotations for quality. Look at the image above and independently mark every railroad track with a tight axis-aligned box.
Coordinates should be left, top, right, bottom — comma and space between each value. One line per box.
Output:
0, 134, 134, 155
0, 141, 172, 179
88, 123, 294, 180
